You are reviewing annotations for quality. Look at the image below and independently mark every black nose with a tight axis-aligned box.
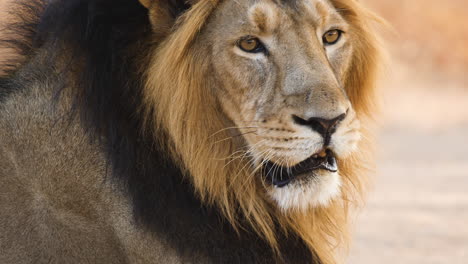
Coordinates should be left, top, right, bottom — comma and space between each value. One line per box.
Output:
292, 112, 347, 145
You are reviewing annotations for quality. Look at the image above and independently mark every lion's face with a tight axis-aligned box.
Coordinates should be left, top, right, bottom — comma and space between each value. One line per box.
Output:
204, 0, 360, 211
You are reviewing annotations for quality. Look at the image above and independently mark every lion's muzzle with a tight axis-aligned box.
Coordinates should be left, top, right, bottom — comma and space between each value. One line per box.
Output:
263, 149, 338, 187
292, 111, 347, 146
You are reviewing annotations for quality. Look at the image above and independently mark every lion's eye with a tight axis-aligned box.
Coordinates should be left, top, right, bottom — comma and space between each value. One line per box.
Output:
322, 29, 343, 45
238, 37, 265, 53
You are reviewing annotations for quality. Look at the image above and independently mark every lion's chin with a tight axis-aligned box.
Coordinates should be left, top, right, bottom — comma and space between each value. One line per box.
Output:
268, 171, 342, 212
261, 149, 342, 211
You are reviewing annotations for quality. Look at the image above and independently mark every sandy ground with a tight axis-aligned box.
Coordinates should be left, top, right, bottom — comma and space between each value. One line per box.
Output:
349, 0, 468, 262
348, 62, 468, 263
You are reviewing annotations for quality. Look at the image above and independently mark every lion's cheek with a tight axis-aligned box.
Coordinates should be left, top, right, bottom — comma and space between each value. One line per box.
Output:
329, 119, 362, 158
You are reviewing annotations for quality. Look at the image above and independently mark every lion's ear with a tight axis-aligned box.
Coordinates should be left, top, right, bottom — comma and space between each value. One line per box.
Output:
138, 0, 201, 10
139, 0, 198, 36
139, 0, 151, 8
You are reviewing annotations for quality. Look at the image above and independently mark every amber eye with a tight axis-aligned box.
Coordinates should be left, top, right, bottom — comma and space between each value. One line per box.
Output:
238, 37, 265, 53
322, 29, 343, 45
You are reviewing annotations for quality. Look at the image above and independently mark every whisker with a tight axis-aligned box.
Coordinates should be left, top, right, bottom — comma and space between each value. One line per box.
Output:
213, 139, 261, 162
222, 139, 266, 171
209, 126, 260, 138
229, 142, 272, 189
241, 149, 273, 191
212, 130, 258, 145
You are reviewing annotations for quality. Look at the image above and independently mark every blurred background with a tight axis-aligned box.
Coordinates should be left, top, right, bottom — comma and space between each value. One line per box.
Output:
0, 0, 466, 263
349, 0, 468, 263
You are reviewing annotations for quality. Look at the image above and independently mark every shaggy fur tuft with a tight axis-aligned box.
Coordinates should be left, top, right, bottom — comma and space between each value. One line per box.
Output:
0, 0, 383, 263
144, 0, 383, 263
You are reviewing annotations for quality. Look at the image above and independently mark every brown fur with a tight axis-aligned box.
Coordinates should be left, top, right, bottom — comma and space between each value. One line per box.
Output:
0, 76, 182, 263
0, 0, 383, 263
144, 0, 383, 263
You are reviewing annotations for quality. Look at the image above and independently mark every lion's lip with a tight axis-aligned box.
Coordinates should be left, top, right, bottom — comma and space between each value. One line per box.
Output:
263, 149, 338, 188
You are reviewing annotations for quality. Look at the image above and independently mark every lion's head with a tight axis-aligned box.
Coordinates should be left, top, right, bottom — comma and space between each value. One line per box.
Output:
141, 0, 381, 262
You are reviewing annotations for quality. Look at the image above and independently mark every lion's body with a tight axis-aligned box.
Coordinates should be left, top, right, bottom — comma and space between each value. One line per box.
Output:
0, 74, 144, 264
0, 54, 311, 264
0, 0, 382, 263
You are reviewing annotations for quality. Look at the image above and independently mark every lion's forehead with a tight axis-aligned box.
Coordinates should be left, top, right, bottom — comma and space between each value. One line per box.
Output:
206, 0, 355, 121
210, 0, 349, 53
244, 0, 343, 30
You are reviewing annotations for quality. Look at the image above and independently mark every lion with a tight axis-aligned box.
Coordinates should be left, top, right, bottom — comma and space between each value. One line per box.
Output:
0, 0, 382, 263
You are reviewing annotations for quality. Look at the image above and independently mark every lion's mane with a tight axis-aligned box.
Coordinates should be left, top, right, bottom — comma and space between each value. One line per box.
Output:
0, 0, 382, 263
145, 0, 382, 262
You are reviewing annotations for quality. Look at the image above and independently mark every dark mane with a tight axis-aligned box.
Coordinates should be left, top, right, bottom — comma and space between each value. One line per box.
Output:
0, 0, 314, 263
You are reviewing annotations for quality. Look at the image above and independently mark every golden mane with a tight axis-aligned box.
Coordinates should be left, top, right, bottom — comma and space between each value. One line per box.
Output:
143, 0, 383, 263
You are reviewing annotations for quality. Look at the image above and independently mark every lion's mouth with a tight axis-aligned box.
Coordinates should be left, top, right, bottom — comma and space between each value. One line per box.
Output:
263, 149, 338, 188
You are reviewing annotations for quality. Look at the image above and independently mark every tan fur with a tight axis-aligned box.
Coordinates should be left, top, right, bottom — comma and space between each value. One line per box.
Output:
249, 2, 279, 33
0, 81, 184, 263
138, 0, 151, 8
143, 0, 383, 263
0, 0, 383, 263
315, 2, 329, 27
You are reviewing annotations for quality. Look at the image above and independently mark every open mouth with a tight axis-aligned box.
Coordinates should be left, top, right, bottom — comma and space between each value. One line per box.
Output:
263, 149, 338, 188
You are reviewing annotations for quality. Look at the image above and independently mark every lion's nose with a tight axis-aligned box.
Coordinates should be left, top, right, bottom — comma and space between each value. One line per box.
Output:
292, 112, 347, 145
